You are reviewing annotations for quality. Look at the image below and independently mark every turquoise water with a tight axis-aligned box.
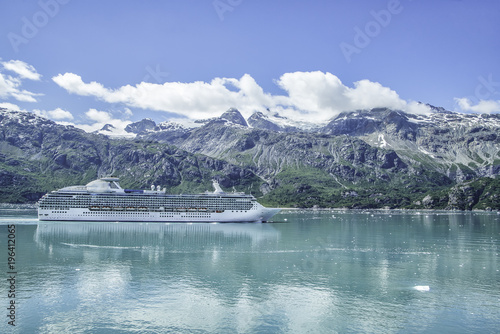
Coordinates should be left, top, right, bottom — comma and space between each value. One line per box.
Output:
1, 209, 499, 333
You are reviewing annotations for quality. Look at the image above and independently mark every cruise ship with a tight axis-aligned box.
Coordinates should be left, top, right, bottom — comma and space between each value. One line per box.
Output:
37, 177, 280, 223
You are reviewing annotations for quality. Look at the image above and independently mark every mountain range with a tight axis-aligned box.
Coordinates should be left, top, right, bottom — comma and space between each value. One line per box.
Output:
1, 106, 499, 210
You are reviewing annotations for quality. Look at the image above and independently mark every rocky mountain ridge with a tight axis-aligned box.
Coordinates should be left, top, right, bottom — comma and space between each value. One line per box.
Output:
0, 108, 263, 203
135, 107, 500, 209
1, 106, 499, 210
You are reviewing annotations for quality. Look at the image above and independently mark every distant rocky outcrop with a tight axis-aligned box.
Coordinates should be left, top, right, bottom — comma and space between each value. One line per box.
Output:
125, 118, 157, 134
321, 108, 419, 140
247, 111, 299, 133
141, 121, 192, 146
100, 124, 116, 132
219, 108, 248, 127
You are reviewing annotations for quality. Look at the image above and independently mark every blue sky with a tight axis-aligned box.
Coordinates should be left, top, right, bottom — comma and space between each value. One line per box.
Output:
1, 0, 499, 133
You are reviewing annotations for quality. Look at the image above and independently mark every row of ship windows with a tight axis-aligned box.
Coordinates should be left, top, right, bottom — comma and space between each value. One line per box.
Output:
45, 211, 160, 215
48, 210, 248, 215
40, 202, 252, 208
48, 194, 250, 200
84, 212, 150, 215
45, 199, 252, 206
41, 207, 252, 211
74, 212, 228, 217
46, 214, 213, 220
41, 205, 253, 210
41, 198, 253, 203
42, 201, 253, 207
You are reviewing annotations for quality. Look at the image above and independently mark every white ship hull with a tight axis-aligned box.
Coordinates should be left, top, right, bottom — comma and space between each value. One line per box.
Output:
38, 205, 280, 223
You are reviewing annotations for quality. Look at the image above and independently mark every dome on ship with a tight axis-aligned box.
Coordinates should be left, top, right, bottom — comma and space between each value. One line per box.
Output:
86, 178, 121, 192
85, 177, 123, 192
86, 179, 112, 192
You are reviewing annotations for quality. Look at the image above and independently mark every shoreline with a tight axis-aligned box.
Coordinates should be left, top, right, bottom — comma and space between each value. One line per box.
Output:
275, 207, 500, 214
0, 203, 38, 210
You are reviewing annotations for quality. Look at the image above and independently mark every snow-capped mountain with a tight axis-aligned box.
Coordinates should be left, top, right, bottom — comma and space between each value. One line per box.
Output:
1, 106, 499, 210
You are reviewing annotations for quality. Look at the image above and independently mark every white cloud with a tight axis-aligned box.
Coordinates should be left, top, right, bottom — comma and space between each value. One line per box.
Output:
52, 72, 275, 120
275, 71, 425, 122
68, 108, 133, 137
86, 108, 112, 123
0, 73, 39, 102
52, 73, 107, 97
2, 60, 41, 81
454, 97, 500, 114
406, 101, 433, 115
0, 102, 23, 111
276, 71, 347, 118
33, 108, 74, 120
0, 60, 42, 102
52, 71, 433, 124
51, 108, 74, 120
346, 79, 405, 110
123, 107, 133, 116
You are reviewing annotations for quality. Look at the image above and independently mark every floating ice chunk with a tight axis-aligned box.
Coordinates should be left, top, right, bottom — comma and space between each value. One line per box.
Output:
413, 285, 430, 291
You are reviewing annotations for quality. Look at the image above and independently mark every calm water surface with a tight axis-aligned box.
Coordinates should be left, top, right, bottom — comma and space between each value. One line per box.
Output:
0, 209, 499, 333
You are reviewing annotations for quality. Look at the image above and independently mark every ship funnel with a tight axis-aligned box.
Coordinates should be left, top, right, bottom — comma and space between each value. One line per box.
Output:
213, 180, 224, 194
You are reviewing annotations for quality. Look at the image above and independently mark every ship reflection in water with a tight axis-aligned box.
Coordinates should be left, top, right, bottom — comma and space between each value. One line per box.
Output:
28, 222, 286, 333
34, 221, 281, 251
